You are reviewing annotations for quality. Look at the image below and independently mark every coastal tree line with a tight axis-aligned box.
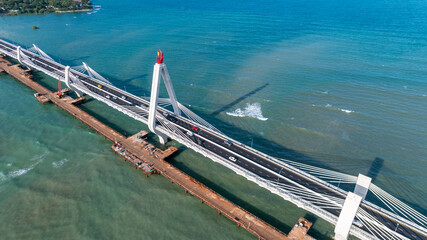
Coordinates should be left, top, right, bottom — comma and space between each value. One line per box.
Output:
0, 0, 92, 14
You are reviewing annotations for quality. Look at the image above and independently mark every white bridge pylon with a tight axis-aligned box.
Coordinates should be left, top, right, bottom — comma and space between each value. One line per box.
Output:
16, 46, 23, 64
3, 40, 427, 240
148, 50, 181, 144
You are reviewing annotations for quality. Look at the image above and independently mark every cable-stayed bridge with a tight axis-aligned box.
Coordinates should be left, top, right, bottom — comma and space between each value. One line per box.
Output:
0, 39, 426, 240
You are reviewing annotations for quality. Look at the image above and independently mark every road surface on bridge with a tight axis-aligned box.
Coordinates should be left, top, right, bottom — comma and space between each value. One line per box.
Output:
1, 39, 425, 240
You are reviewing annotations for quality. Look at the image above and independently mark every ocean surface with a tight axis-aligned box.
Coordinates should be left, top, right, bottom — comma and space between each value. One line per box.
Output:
0, 0, 426, 239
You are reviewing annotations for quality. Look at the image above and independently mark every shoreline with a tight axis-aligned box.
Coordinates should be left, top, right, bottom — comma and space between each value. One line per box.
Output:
0, 7, 93, 16
55, 8, 92, 14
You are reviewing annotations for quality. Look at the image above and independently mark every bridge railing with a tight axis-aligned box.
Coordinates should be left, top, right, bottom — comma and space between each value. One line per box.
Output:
2, 39, 426, 240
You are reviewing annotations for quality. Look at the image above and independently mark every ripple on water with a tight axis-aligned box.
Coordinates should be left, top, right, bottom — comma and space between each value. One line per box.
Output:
312, 103, 355, 114
52, 159, 68, 168
6, 152, 47, 179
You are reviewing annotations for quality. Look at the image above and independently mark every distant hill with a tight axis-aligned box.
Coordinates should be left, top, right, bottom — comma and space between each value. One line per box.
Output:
0, 0, 92, 15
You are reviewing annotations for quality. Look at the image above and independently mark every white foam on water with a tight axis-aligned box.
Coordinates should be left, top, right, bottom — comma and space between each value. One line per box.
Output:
52, 158, 68, 168
7, 152, 47, 179
6, 163, 12, 167
338, 108, 354, 114
226, 103, 268, 121
0, 172, 7, 183
312, 104, 355, 114
8, 167, 32, 178
91, 6, 101, 14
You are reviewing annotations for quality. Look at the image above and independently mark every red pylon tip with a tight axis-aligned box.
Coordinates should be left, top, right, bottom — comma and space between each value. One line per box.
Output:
156, 50, 164, 64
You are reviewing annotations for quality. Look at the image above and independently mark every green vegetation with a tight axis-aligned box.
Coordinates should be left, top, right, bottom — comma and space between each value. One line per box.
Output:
0, 0, 92, 15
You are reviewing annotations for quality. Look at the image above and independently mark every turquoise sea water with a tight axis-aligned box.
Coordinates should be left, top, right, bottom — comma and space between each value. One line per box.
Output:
0, 0, 426, 239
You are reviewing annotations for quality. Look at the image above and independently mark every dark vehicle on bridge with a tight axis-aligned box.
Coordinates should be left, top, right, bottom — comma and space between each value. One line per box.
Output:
166, 114, 177, 122
224, 140, 233, 147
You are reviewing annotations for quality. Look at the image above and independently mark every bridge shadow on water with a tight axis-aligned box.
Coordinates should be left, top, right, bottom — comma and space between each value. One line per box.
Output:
28, 66, 425, 233
170, 159, 296, 237
68, 77, 425, 234
181, 84, 427, 217
367, 157, 383, 183
211, 83, 269, 117
168, 153, 332, 239
78, 104, 129, 136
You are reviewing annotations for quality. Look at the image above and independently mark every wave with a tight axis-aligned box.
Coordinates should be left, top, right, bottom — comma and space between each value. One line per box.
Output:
0, 172, 7, 183
7, 152, 47, 179
339, 108, 354, 113
8, 167, 33, 178
52, 158, 68, 168
91, 5, 101, 14
312, 104, 355, 114
226, 103, 268, 121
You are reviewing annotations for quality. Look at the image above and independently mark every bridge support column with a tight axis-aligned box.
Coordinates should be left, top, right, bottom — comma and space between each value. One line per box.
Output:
334, 174, 371, 240
147, 50, 181, 144
354, 173, 371, 201
64, 66, 83, 97
16, 46, 22, 64
148, 57, 168, 144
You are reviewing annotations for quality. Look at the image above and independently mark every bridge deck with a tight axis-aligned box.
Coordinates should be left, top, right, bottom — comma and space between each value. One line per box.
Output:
0, 56, 315, 240
1, 38, 426, 240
